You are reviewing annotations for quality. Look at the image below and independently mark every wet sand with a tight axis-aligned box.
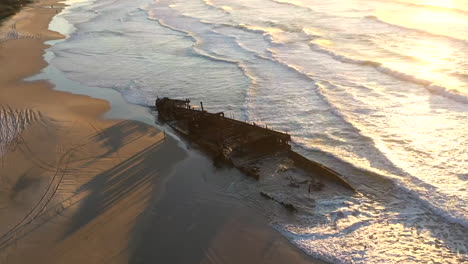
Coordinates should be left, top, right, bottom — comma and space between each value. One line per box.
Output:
0, 1, 325, 263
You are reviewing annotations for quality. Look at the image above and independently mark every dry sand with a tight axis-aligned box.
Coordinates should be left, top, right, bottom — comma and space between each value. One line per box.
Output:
0, 1, 325, 263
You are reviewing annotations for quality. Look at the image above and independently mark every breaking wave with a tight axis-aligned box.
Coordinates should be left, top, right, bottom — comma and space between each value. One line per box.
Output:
308, 42, 468, 104
364, 15, 468, 43
393, 0, 468, 15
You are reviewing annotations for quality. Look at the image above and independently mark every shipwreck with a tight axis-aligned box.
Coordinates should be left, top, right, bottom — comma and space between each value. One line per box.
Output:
155, 97, 354, 208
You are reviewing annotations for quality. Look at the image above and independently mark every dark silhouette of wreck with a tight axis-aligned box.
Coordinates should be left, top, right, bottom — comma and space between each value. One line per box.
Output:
155, 97, 354, 208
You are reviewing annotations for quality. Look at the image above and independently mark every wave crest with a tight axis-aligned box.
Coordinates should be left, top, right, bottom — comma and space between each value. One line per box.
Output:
364, 15, 468, 44
308, 43, 468, 104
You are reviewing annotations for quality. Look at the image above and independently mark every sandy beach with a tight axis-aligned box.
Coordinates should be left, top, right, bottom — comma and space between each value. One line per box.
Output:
0, 1, 325, 263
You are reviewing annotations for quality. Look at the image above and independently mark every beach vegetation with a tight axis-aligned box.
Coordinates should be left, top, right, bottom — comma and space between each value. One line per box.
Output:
0, 0, 33, 22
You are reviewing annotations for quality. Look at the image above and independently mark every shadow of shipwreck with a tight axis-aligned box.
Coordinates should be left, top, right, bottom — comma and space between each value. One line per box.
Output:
62, 121, 185, 240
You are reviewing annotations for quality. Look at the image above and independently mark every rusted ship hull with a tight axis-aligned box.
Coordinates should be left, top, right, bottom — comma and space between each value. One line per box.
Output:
155, 97, 354, 192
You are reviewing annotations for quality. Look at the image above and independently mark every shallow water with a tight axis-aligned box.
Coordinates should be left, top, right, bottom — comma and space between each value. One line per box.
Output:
46, 0, 468, 262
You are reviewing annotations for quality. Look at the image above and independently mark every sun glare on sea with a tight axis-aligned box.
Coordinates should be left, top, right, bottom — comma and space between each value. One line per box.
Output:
420, 0, 455, 9
376, 0, 468, 40
383, 36, 467, 94
375, 0, 468, 95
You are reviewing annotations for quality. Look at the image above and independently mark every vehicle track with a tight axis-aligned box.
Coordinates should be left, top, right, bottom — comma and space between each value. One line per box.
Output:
0, 123, 101, 248
0, 146, 74, 248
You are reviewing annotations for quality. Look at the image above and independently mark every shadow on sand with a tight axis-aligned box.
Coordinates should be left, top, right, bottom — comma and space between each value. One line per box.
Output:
62, 120, 186, 239
126, 146, 325, 264
63, 120, 322, 263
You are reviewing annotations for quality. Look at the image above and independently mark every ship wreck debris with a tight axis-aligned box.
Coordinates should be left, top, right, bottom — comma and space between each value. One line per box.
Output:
260, 191, 298, 212
155, 97, 354, 210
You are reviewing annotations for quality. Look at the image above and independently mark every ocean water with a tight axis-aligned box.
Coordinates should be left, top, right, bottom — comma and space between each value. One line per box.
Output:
48, 0, 467, 263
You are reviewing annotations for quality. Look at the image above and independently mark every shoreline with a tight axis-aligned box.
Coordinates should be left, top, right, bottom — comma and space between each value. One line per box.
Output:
0, 1, 326, 263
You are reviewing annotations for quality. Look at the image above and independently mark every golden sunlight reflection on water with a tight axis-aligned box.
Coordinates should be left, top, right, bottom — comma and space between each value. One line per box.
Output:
375, 0, 467, 95
376, 4, 468, 40
400, 0, 468, 12
382, 37, 467, 94
420, 0, 455, 8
